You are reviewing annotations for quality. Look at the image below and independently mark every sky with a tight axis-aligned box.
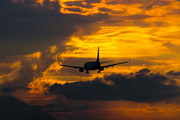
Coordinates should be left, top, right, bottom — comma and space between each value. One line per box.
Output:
1, 0, 180, 119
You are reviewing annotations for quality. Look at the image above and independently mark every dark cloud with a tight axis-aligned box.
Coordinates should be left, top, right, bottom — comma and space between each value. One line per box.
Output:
105, 0, 119, 5
163, 41, 180, 53
0, 59, 34, 89
78, 105, 89, 111
0, 49, 57, 91
98, 7, 113, 12
64, 1, 93, 8
64, 8, 83, 13
168, 9, 180, 15
123, 14, 152, 20
133, 21, 151, 27
46, 104, 57, 108
2, 87, 14, 94
108, 13, 152, 25
106, 0, 146, 5
49, 69, 180, 102
106, 0, 170, 6
58, 102, 66, 107
141, 5, 153, 10
137, 68, 151, 73
85, 0, 101, 3
103, 15, 153, 27
0, 0, 109, 58
152, 0, 170, 6
0, 95, 57, 120
155, 22, 168, 27
33, 105, 44, 109
166, 70, 180, 76
139, 0, 170, 10
0, 64, 14, 76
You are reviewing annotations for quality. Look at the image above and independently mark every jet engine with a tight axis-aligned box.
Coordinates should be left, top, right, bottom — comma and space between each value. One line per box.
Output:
79, 68, 84, 72
99, 67, 104, 71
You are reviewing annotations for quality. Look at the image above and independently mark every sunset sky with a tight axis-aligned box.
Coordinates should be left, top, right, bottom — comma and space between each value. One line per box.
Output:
1, 0, 180, 119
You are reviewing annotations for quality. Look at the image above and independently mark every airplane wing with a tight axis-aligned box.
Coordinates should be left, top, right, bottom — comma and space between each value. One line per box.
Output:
101, 58, 130, 68
58, 59, 83, 69
100, 61, 113, 64
60, 65, 84, 69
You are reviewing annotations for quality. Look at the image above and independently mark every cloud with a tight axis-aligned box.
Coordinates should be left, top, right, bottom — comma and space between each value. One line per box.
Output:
166, 70, 180, 76
46, 104, 57, 108
106, 0, 170, 6
0, 59, 34, 90
137, 68, 151, 73
64, 8, 83, 12
49, 69, 180, 102
85, 0, 101, 3
139, 0, 170, 10
0, 49, 57, 91
163, 42, 180, 53
64, 1, 93, 8
98, 7, 113, 12
2, 87, 14, 94
79, 105, 89, 111
123, 14, 152, 20
0, 0, 109, 58
0, 64, 15, 76
168, 9, 180, 15
106, 0, 146, 5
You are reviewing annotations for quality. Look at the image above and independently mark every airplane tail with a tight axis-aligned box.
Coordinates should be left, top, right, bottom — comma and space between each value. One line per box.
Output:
96, 47, 99, 63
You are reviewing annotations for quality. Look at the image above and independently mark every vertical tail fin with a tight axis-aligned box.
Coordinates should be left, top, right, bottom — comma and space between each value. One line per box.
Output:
96, 47, 99, 63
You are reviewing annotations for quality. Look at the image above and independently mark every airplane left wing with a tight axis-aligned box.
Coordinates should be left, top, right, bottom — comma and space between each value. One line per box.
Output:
101, 58, 130, 68
60, 65, 84, 69
58, 59, 83, 69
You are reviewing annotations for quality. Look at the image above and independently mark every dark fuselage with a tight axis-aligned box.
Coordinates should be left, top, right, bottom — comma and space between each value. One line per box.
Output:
84, 62, 100, 70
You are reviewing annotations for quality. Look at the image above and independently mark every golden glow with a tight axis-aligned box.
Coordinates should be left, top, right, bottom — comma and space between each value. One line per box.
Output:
61, 25, 168, 58
0, 69, 19, 85
28, 76, 75, 95
36, 0, 44, 5
32, 64, 37, 70
10, 62, 21, 69
42, 60, 62, 77
26, 52, 42, 59
50, 45, 57, 54
14, 0, 179, 97
3, 1, 180, 119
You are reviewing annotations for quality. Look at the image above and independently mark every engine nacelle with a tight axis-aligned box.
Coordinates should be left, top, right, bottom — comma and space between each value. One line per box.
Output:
99, 67, 104, 71
79, 68, 84, 72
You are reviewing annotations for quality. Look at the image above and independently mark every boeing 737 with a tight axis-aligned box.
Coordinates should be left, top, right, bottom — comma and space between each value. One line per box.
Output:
58, 47, 130, 74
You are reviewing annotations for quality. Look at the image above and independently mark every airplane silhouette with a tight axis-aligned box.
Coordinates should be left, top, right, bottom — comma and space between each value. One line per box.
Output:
58, 47, 130, 74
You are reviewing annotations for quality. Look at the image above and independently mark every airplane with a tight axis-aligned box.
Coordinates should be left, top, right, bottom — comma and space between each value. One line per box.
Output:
58, 47, 130, 74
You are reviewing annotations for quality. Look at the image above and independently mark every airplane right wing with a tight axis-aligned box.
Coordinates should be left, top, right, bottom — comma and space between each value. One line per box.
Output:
101, 58, 130, 68
100, 61, 113, 64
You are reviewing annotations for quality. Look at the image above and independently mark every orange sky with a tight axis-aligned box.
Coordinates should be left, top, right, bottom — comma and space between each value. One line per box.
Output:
1, 0, 180, 120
